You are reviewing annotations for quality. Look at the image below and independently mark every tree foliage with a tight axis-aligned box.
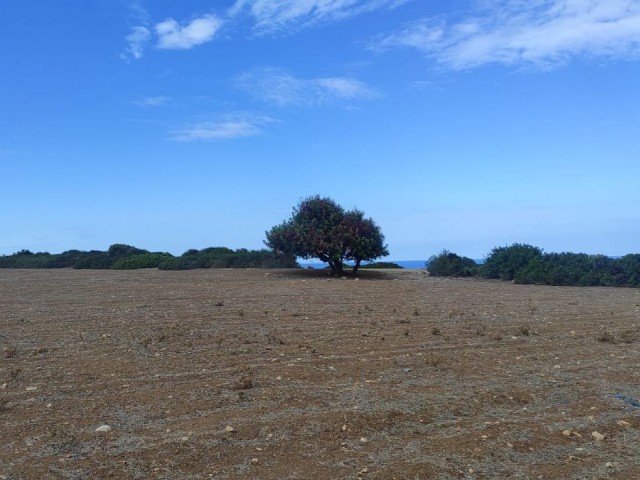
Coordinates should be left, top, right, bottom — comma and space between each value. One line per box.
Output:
265, 196, 388, 274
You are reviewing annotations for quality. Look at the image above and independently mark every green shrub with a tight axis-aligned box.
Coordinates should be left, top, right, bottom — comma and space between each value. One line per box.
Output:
158, 248, 298, 270
481, 244, 543, 281
360, 262, 403, 269
426, 250, 478, 277
111, 253, 174, 270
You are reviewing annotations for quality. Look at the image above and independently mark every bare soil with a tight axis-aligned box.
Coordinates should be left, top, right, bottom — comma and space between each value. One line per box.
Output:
1, 268, 639, 479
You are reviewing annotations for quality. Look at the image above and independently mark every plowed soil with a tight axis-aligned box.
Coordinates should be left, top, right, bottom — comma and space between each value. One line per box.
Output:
1, 268, 639, 479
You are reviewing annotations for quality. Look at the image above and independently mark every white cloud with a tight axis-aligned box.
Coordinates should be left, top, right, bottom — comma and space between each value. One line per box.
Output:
230, 0, 410, 33
170, 114, 275, 141
234, 68, 378, 106
122, 26, 151, 60
156, 15, 222, 50
372, 0, 640, 70
132, 96, 171, 107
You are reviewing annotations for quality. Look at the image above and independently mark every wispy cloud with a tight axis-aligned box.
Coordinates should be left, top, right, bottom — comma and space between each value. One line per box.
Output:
170, 114, 275, 141
122, 26, 151, 60
123, 11, 222, 60
372, 0, 640, 70
132, 96, 171, 107
229, 0, 410, 34
156, 15, 223, 50
234, 68, 378, 107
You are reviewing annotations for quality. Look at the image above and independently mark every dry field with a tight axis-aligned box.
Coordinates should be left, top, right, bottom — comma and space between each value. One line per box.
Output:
1, 268, 639, 479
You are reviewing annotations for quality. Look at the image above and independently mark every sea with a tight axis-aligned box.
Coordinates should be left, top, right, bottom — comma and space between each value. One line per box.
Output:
300, 259, 485, 269
300, 260, 427, 270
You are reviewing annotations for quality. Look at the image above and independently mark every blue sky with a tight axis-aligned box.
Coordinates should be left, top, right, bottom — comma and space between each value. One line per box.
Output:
1, 0, 639, 259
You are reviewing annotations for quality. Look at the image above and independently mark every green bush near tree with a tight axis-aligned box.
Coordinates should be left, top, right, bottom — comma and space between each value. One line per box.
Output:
481, 244, 543, 281
426, 250, 478, 277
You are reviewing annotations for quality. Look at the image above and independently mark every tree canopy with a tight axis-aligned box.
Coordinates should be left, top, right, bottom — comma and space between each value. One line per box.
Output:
265, 195, 388, 274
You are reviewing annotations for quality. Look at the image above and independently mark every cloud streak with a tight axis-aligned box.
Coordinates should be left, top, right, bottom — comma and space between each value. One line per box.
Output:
235, 68, 378, 107
372, 0, 640, 70
123, 11, 222, 60
132, 96, 171, 107
230, 0, 410, 34
156, 15, 223, 50
170, 114, 275, 141
123, 26, 151, 60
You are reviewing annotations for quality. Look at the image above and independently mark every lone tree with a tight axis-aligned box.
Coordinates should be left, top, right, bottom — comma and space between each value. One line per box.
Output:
265, 195, 389, 274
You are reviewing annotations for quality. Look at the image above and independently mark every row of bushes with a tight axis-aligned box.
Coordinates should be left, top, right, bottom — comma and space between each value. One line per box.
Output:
0, 244, 298, 270
157, 247, 298, 270
426, 244, 640, 287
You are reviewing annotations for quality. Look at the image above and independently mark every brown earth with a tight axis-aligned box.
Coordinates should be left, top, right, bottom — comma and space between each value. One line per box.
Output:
1, 268, 639, 479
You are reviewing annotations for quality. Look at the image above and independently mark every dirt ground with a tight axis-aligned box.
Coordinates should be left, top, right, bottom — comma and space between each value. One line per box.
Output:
1, 268, 639, 479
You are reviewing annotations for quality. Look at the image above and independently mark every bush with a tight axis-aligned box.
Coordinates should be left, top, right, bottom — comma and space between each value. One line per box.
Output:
111, 253, 174, 270
481, 244, 543, 281
158, 248, 298, 270
360, 262, 403, 269
617, 254, 640, 287
426, 250, 478, 277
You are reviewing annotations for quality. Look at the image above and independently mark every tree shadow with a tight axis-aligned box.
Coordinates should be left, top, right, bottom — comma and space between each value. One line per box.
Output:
274, 268, 405, 281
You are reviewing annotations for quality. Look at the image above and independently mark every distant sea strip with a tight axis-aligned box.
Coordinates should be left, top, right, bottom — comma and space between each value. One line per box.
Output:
300, 259, 484, 270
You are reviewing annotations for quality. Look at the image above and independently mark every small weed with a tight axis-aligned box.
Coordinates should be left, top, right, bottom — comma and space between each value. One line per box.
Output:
619, 329, 638, 344
413, 308, 420, 316
597, 331, 616, 343
403, 329, 410, 336
238, 310, 245, 317
214, 301, 224, 307
0, 397, 8, 413
426, 356, 444, 368
234, 375, 254, 390
9, 368, 21, 380
518, 325, 531, 336
3, 347, 17, 359
431, 327, 441, 336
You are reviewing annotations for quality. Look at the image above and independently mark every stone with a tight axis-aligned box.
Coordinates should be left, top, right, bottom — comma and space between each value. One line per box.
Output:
225, 425, 236, 433
95, 425, 112, 433
591, 431, 605, 441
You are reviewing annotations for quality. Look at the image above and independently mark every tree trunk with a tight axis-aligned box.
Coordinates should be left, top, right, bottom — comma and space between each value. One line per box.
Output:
334, 261, 344, 275
352, 259, 361, 274
328, 261, 337, 275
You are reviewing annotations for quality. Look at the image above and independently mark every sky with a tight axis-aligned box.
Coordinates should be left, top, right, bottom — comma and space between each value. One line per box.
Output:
1, 0, 639, 260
